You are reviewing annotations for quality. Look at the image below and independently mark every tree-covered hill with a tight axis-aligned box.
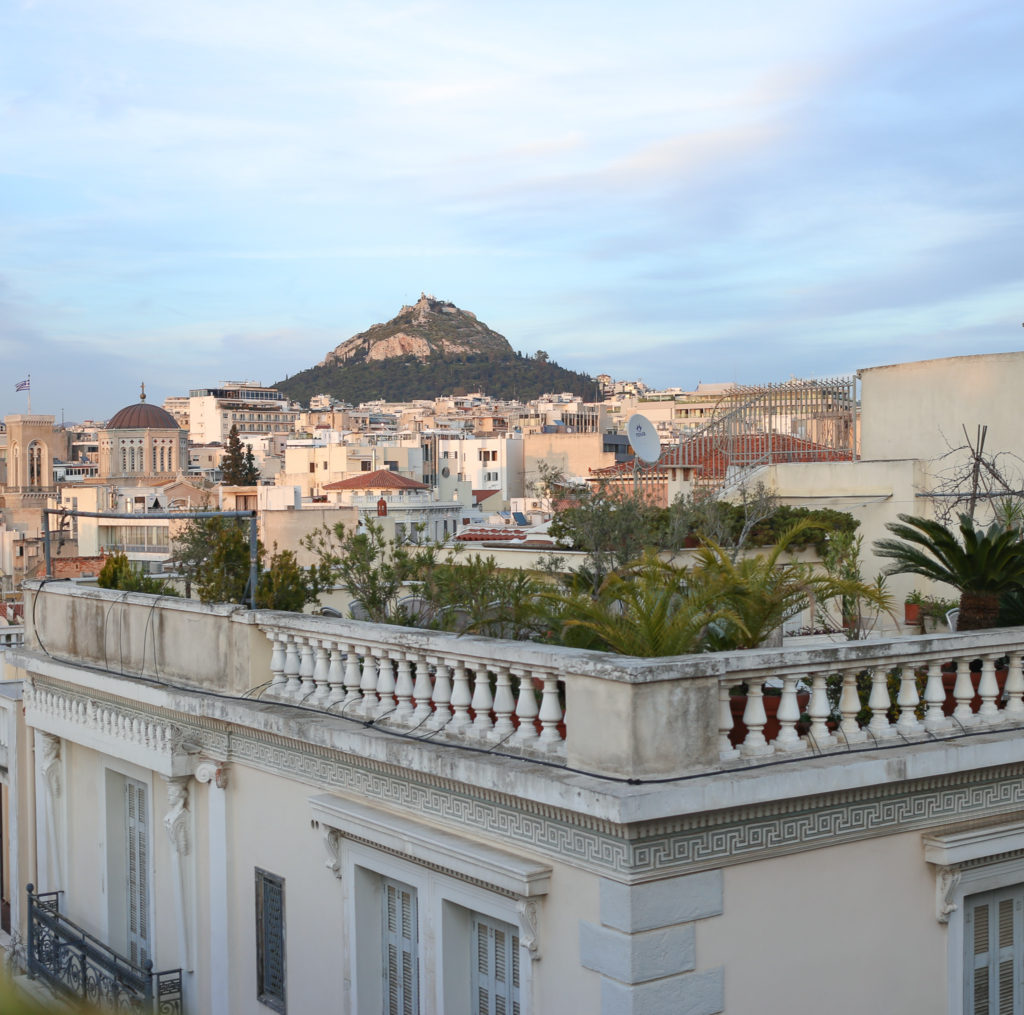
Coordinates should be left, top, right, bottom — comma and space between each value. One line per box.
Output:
274, 294, 597, 403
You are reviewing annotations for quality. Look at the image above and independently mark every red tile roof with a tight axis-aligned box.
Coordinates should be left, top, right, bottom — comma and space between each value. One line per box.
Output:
323, 469, 429, 491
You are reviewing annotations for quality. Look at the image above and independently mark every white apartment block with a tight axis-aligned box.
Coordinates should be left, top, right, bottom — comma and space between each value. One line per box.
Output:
185, 384, 300, 444
435, 435, 525, 504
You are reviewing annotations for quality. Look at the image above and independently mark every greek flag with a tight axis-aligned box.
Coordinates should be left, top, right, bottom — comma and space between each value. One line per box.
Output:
15, 378, 29, 392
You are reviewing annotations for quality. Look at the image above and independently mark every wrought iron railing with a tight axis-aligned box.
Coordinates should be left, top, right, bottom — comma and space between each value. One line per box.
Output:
26, 885, 183, 1014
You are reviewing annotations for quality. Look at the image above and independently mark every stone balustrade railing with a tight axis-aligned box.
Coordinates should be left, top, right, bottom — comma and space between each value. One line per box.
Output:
718, 631, 1024, 762
0, 626, 25, 651
257, 615, 568, 762
19, 582, 1024, 782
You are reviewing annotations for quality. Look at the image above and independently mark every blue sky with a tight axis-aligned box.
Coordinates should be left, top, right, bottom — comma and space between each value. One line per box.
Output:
1, 0, 1021, 420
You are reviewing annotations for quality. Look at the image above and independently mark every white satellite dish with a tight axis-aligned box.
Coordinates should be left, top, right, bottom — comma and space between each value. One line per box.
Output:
627, 414, 661, 464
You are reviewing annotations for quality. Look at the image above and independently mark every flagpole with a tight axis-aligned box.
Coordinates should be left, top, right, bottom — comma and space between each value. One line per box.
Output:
27, 374, 31, 415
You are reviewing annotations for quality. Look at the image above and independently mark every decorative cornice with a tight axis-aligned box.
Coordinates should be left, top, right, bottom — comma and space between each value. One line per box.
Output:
23, 674, 1024, 882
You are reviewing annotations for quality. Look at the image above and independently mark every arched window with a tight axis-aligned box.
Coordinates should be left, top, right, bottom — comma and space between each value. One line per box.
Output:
28, 442, 43, 487
122, 445, 128, 473
129, 446, 136, 472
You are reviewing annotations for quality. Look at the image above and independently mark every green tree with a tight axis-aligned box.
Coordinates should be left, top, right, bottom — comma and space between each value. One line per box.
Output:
874, 513, 1024, 630
221, 425, 259, 485
97, 551, 178, 596
257, 545, 333, 611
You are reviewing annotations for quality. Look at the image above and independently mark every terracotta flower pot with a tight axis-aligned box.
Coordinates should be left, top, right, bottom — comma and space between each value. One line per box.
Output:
904, 602, 921, 625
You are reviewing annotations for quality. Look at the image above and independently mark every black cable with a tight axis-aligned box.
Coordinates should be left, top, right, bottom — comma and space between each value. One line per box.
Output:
26, 585, 1022, 786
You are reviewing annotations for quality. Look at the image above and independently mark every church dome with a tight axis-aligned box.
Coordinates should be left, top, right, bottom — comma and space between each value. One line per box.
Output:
106, 385, 179, 430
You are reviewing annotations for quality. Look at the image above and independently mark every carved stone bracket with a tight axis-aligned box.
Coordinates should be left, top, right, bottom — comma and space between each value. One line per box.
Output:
322, 826, 343, 880
38, 731, 62, 800
194, 760, 228, 790
517, 899, 541, 961
936, 866, 962, 924
163, 776, 191, 857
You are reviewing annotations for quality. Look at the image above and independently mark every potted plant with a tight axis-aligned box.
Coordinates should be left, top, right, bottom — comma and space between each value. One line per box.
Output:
904, 589, 924, 625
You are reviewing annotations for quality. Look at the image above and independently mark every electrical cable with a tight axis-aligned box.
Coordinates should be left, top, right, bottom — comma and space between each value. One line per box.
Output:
24, 584, 1018, 786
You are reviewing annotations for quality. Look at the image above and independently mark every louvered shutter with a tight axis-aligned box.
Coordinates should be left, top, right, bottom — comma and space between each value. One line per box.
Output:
124, 778, 150, 967
255, 869, 286, 1013
966, 887, 1024, 1014
383, 878, 418, 1015
472, 914, 520, 1015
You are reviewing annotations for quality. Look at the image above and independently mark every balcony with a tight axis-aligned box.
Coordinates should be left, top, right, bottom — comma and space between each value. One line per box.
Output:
26, 887, 182, 1014
15, 581, 1024, 790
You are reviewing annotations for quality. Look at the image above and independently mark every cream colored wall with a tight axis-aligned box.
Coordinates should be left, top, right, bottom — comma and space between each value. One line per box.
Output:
758, 457, 952, 616
523, 432, 616, 488
860, 352, 1024, 462
224, 764, 345, 1014
259, 505, 359, 566
700, 831, 946, 1015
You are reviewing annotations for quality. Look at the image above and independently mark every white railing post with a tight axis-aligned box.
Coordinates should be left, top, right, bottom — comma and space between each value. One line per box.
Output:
449, 662, 472, 732
739, 678, 772, 758
283, 636, 302, 697
298, 639, 316, 700
512, 669, 539, 745
867, 667, 896, 740
411, 655, 433, 724
775, 674, 806, 753
1005, 653, 1024, 718
470, 665, 494, 736
393, 656, 415, 723
923, 658, 952, 732
895, 664, 922, 736
375, 653, 396, 719
976, 654, 1001, 723
311, 641, 331, 706
492, 666, 516, 738
838, 667, 867, 745
952, 656, 977, 726
719, 682, 739, 760
537, 672, 563, 746
428, 660, 453, 730
806, 670, 836, 750
326, 645, 345, 707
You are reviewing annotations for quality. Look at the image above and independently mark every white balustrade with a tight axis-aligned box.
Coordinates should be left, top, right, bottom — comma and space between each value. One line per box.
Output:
255, 616, 1024, 771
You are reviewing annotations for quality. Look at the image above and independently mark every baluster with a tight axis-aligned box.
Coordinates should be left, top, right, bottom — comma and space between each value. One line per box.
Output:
806, 670, 836, 749
470, 664, 494, 735
537, 672, 563, 745
492, 666, 516, 737
326, 645, 345, 706
739, 678, 772, 757
952, 656, 977, 725
393, 657, 415, 722
867, 667, 896, 740
977, 654, 1001, 723
412, 655, 434, 723
448, 662, 473, 731
375, 654, 396, 718
923, 658, 953, 732
895, 665, 922, 735
268, 633, 286, 694
1004, 653, 1024, 719
283, 636, 302, 697
512, 668, 539, 744
297, 639, 316, 700
360, 648, 379, 714
311, 641, 331, 706
719, 681, 739, 760
428, 660, 453, 729
343, 644, 362, 707
838, 668, 867, 744
775, 674, 806, 752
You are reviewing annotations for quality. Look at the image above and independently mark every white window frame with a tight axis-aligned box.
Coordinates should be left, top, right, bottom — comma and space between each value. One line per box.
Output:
924, 820, 1024, 1015
311, 795, 547, 1015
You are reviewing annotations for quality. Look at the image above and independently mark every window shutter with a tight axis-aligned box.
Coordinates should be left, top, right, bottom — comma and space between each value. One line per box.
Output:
383, 878, 418, 1015
966, 887, 1024, 1014
255, 869, 286, 1013
124, 778, 149, 968
472, 914, 520, 1015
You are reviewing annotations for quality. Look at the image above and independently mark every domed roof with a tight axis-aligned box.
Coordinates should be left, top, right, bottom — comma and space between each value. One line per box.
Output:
106, 384, 179, 431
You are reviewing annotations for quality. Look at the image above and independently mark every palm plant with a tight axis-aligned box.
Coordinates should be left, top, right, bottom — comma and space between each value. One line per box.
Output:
544, 551, 745, 657
690, 522, 893, 650
873, 513, 1024, 630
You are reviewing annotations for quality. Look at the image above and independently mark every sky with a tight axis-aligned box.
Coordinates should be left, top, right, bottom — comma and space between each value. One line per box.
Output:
1, 0, 1021, 422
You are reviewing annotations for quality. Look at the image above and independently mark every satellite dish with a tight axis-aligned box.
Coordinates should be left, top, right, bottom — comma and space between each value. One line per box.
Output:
627, 414, 661, 464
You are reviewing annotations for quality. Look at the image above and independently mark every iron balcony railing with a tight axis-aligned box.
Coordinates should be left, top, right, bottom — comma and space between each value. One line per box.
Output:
26, 885, 183, 1014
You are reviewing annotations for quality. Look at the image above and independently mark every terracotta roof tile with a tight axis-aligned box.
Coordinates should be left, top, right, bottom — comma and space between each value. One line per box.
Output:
323, 469, 429, 491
